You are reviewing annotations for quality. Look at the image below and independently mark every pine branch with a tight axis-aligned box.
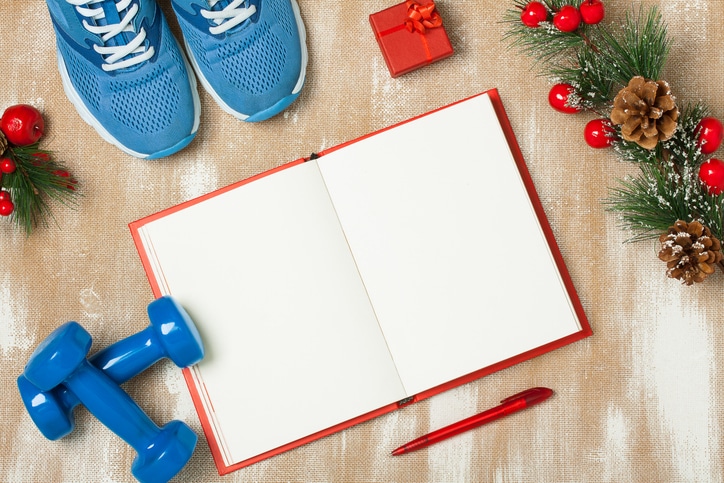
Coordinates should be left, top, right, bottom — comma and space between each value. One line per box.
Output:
605, 162, 687, 241
549, 45, 615, 113
611, 136, 660, 164
594, 6, 671, 84
2, 145, 78, 235
661, 103, 709, 167
605, 156, 724, 242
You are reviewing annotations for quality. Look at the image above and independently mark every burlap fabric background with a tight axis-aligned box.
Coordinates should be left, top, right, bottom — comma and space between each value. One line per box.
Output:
2, 0, 723, 481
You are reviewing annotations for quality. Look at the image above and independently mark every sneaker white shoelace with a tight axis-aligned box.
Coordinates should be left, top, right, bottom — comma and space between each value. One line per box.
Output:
201, 0, 256, 35
68, 0, 154, 72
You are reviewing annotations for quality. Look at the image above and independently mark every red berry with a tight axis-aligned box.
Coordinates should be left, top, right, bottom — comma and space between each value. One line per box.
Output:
553, 5, 581, 32
53, 169, 78, 190
548, 83, 581, 113
0, 157, 16, 174
0, 190, 9, 201
521, 1, 548, 27
0, 197, 14, 216
0, 104, 44, 146
579, 0, 605, 25
699, 158, 724, 195
31, 151, 50, 165
584, 118, 616, 148
695, 117, 724, 155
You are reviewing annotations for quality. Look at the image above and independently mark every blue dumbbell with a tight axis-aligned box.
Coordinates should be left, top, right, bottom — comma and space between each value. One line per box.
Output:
22, 320, 197, 483
17, 296, 204, 441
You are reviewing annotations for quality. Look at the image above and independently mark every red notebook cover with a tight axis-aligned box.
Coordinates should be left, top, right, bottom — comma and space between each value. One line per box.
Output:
130, 89, 591, 475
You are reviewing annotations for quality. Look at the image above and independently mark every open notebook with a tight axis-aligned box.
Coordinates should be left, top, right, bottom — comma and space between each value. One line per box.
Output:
130, 89, 591, 474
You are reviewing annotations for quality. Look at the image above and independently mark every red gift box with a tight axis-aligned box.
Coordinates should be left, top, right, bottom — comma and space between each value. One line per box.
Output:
370, 1, 454, 78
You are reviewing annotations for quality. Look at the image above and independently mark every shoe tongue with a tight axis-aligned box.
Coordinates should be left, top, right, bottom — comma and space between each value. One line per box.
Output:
100, 0, 122, 24
96, 0, 135, 47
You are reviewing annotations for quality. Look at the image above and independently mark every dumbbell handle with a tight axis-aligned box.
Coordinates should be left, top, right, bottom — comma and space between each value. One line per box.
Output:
90, 327, 164, 383
64, 360, 162, 449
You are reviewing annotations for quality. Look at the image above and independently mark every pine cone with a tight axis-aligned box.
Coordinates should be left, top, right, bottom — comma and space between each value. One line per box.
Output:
658, 220, 723, 285
0, 130, 6, 156
610, 76, 679, 150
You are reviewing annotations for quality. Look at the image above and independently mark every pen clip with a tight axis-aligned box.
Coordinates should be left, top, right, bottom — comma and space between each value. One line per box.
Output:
500, 387, 552, 404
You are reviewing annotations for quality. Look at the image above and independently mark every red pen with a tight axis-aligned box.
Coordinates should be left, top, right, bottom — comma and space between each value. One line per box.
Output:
391, 387, 554, 456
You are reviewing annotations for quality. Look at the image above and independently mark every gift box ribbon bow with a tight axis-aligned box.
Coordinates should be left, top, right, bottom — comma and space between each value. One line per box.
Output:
404, 0, 442, 33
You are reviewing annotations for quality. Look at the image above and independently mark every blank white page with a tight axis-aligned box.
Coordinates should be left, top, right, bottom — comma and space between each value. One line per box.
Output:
317, 93, 582, 396
138, 161, 406, 465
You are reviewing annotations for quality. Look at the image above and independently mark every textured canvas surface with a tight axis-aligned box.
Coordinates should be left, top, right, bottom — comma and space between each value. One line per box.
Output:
2, 1, 724, 482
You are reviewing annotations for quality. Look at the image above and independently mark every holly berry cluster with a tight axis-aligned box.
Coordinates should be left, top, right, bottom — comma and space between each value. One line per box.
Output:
547, 75, 724, 196
521, 0, 604, 31
0, 104, 78, 234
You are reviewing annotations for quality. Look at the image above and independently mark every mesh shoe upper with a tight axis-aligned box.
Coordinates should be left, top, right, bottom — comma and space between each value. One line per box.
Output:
46, 0, 200, 159
171, 0, 307, 121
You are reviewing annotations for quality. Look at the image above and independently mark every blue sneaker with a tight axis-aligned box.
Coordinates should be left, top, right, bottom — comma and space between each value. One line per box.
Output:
45, 0, 201, 159
171, 0, 308, 122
